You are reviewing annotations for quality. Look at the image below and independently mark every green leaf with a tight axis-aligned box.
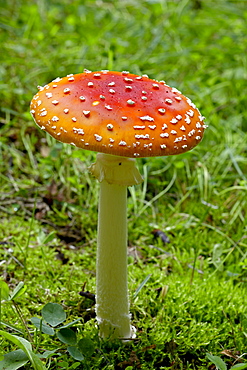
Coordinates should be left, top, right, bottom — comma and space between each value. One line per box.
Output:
133, 274, 152, 299
39, 350, 60, 359
9, 282, 26, 301
70, 362, 81, 369
0, 321, 25, 335
0, 280, 10, 301
0, 349, 28, 370
42, 231, 57, 244
57, 328, 77, 345
77, 337, 95, 357
59, 318, 81, 329
231, 364, 247, 370
41, 303, 66, 327
30, 317, 55, 335
206, 353, 227, 370
0, 331, 46, 370
67, 346, 84, 361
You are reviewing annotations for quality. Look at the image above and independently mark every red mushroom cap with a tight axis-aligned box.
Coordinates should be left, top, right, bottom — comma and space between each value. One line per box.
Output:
30, 70, 207, 158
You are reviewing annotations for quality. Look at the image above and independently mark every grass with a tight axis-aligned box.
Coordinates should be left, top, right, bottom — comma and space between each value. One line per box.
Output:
0, 0, 247, 368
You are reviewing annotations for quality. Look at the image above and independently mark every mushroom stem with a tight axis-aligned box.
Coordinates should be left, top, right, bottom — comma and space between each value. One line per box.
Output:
96, 180, 130, 338
89, 153, 143, 339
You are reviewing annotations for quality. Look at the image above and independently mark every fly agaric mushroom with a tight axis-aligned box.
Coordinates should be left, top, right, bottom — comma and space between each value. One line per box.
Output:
30, 70, 207, 339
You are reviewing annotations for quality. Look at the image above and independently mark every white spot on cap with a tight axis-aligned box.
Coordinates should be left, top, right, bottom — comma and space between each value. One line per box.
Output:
133, 125, 146, 130
160, 144, 167, 149
80, 96, 86, 101
176, 115, 182, 120
94, 134, 102, 142
171, 130, 177, 134
119, 140, 127, 146
162, 124, 168, 130
83, 110, 90, 117
171, 87, 182, 94
196, 136, 201, 140
105, 105, 112, 110
182, 145, 188, 149
174, 137, 182, 143
139, 115, 154, 122
135, 134, 150, 139
68, 76, 75, 82
40, 110, 47, 117
64, 109, 69, 113
127, 99, 135, 105
152, 83, 159, 89
188, 129, 196, 137
108, 82, 115, 86
141, 96, 147, 101
148, 125, 156, 130
64, 88, 70, 94
186, 98, 196, 109
72, 117, 77, 122
52, 100, 59, 105
109, 89, 115, 94
37, 100, 42, 106
180, 125, 186, 131
175, 96, 182, 101
51, 116, 59, 122
185, 115, 191, 124
53, 77, 62, 82
170, 118, 178, 124
158, 108, 166, 114
51, 126, 56, 129
160, 133, 169, 138
88, 82, 94, 87
165, 99, 173, 104
122, 116, 127, 121
109, 138, 115, 143
124, 77, 133, 82
94, 73, 101, 78
107, 124, 114, 130
46, 92, 53, 98
187, 110, 194, 117
73, 128, 84, 135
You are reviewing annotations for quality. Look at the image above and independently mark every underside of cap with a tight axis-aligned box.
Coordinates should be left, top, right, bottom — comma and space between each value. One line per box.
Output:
30, 70, 207, 158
